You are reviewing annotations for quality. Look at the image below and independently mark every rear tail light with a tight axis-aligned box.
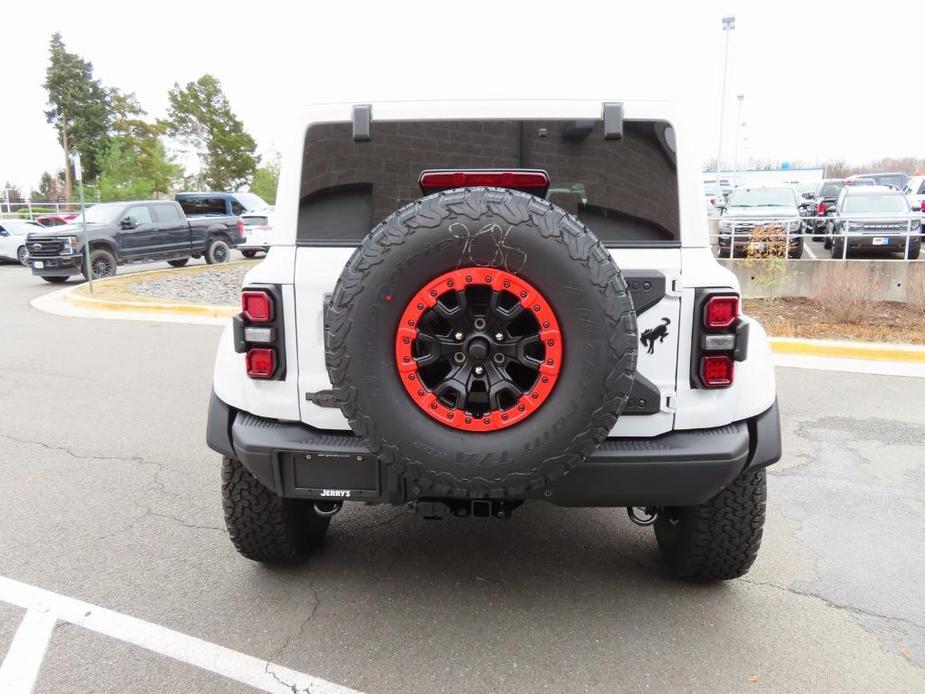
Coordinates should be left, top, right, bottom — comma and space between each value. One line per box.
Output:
704, 296, 739, 329
245, 347, 276, 379
817, 201, 827, 215
692, 291, 744, 389
241, 290, 274, 322
235, 285, 286, 380
419, 170, 550, 196
700, 356, 734, 387
236, 217, 246, 240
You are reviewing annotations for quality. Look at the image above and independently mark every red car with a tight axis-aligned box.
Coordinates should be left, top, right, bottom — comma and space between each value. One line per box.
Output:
35, 213, 79, 227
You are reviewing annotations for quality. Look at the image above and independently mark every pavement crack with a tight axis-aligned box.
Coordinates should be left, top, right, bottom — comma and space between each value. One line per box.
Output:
143, 509, 224, 532
0, 433, 144, 464
264, 582, 321, 692
742, 577, 925, 633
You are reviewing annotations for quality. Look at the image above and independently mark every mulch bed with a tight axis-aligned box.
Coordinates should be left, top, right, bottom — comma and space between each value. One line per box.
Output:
744, 297, 925, 345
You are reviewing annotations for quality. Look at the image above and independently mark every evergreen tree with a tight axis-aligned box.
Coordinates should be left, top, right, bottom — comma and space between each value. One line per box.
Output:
165, 74, 258, 190
43, 33, 110, 198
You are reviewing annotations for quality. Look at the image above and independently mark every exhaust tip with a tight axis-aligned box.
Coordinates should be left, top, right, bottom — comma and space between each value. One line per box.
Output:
313, 501, 343, 517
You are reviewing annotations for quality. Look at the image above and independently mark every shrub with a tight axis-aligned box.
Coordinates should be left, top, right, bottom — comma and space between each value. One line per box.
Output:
813, 263, 885, 324
741, 224, 789, 299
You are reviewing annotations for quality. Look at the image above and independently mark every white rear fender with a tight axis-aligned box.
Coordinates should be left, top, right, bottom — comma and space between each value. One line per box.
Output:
212, 248, 302, 421
672, 248, 776, 430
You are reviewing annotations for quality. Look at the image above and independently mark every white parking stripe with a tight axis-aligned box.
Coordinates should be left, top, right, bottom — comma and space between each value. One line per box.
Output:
0, 576, 361, 694
774, 353, 925, 378
803, 239, 818, 260
0, 608, 57, 694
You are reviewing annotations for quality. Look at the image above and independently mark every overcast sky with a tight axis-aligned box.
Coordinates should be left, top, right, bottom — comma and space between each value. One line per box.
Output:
2, 0, 923, 193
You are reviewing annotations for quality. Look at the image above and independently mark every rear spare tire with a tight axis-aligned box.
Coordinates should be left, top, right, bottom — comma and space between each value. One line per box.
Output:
325, 188, 638, 498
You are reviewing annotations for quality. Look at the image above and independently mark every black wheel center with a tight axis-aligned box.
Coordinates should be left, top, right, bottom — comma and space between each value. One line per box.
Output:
409, 283, 549, 416
467, 337, 489, 361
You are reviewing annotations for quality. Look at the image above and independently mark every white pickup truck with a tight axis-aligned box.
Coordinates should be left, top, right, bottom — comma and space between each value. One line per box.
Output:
206, 100, 781, 582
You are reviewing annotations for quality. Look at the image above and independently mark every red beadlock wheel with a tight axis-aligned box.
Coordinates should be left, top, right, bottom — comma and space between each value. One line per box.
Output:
395, 267, 562, 431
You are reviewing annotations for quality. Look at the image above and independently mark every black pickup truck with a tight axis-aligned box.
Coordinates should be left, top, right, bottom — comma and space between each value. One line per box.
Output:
26, 200, 245, 282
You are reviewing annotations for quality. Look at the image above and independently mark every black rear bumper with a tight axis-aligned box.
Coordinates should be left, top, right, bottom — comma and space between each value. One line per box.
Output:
206, 393, 781, 508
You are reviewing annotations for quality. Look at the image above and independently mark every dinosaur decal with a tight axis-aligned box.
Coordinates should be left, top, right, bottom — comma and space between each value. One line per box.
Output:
640, 317, 671, 355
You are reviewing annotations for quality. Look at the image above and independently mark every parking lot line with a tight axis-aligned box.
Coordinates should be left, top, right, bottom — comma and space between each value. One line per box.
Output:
0, 608, 57, 694
803, 239, 818, 260
0, 575, 361, 694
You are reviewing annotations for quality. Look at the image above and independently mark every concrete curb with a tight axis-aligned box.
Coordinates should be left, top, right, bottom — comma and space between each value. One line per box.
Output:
63, 289, 236, 318
59, 262, 248, 319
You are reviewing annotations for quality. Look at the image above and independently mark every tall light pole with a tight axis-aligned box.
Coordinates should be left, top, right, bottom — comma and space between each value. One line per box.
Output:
714, 15, 735, 197
733, 94, 745, 185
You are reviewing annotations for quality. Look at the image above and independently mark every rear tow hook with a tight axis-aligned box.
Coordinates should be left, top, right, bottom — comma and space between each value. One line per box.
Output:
627, 507, 659, 526
313, 501, 343, 517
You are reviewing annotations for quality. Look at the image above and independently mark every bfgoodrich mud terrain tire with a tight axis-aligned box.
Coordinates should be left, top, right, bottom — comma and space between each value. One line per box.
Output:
325, 187, 638, 498
221, 457, 330, 564
654, 468, 767, 581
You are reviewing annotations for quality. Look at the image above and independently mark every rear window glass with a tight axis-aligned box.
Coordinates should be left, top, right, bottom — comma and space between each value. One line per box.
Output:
243, 216, 268, 226
178, 196, 228, 216
819, 182, 843, 197
298, 118, 680, 246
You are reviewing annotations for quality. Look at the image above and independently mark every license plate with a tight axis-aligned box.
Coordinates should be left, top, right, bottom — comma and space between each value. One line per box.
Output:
33, 261, 44, 269
872, 237, 890, 246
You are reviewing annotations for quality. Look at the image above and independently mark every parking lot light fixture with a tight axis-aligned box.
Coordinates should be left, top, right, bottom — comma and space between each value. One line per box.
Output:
714, 15, 736, 197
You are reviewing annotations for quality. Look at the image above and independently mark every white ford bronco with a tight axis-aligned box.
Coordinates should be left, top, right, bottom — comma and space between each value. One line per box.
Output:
207, 100, 781, 581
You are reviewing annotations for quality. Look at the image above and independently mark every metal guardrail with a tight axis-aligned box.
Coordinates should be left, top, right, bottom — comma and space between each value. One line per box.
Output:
709, 215, 923, 261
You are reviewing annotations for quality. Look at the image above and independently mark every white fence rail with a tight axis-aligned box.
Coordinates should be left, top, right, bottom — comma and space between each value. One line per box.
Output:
0, 201, 87, 221
709, 215, 923, 261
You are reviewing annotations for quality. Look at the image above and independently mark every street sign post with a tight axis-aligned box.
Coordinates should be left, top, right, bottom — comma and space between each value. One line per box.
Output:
74, 154, 93, 293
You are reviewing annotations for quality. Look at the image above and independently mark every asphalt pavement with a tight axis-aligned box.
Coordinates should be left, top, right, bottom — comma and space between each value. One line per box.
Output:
0, 258, 923, 693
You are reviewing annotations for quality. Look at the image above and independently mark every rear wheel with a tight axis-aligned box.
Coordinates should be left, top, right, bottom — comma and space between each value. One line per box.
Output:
82, 248, 117, 280
221, 457, 330, 564
654, 468, 767, 581
907, 244, 921, 260
167, 258, 189, 268
831, 240, 846, 259
41, 276, 68, 284
205, 236, 231, 264
241, 249, 258, 258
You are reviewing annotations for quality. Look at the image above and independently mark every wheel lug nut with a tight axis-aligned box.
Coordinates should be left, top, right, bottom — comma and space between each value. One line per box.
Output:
453, 352, 466, 364
454, 331, 464, 341
494, 332, 504, 342
474, 365, 484, 376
